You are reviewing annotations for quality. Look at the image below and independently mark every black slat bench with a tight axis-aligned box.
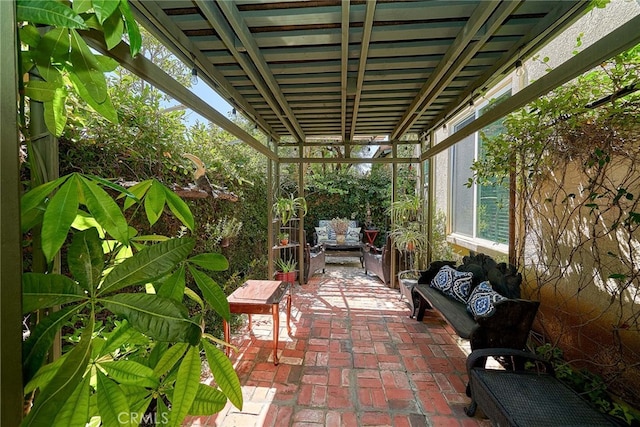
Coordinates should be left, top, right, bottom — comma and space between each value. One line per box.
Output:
414, 284, 540, 350
412, 254, 539, 351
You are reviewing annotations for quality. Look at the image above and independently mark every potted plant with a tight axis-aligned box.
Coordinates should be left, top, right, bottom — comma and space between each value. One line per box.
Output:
208, 216, 243, 247
390, 222, 429, 270
330, 217, 350, 244
278, 232, 289, 246
388, 194, 422, 224
273, 194, 307, 226
275, 257, 298, 283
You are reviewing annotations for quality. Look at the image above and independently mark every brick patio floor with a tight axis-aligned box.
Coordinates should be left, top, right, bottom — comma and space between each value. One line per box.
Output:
187, 258, 492, 427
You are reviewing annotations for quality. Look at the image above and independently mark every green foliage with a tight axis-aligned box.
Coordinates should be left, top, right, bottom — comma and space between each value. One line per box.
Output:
272, 194, 307, 226
274, 257, 297, 273
22, 174, 242, 425
535, 343, 640, 425
477, 43, 640, 409
17, 0, 141, 136
304, 167, 392, 246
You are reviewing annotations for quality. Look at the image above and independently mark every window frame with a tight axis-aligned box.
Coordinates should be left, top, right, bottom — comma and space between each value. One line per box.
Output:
446, 86, 512, 256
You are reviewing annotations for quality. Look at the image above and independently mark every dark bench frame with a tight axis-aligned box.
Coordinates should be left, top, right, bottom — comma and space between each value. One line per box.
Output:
465, 348, 617, 425
363, 235, 391, 285
413, 284, 539, 351
304, 243, 325, 282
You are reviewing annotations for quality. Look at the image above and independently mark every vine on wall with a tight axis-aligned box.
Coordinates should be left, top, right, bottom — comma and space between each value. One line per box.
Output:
474, 45, 640, 408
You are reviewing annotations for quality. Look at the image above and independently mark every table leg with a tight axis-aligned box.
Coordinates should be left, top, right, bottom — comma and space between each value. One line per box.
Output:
272, 303, 279, 365
223, 319, 230, 357
286, 293, 292, 336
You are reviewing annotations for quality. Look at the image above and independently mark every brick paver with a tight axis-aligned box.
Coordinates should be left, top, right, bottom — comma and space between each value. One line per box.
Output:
186, 259, 491, 426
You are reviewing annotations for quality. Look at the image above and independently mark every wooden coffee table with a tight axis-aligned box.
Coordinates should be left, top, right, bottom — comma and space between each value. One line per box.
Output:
223, 280, 292, 365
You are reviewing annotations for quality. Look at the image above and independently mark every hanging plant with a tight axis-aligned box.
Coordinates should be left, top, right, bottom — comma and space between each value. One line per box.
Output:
272, 194, 307, 225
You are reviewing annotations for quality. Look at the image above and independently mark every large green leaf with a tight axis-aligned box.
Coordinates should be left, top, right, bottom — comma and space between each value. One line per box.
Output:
68, 70, 118, 123
24, 352, 69, 395
122, 179, 151, 210
144, 180, 166, 227
96, 370, 131, 427
43, 85, 68, 137
189, 267, 230, 322
24, 79, 58, 102
118, 0, 142, 57
168, 346, 201, 427
100, 294, 201, 345
19, 24, 41, 47
187, 253, 229, 272
23, 304, 85, 383
100, 320, 133, 356
41, 174, 80, 262
164, 187, 194, 231
22, 318, 93, 427
99, 238, 195, 296
102, 8, 124, 50
93, 0, 120, 24
156, 397, 170, 426
23, 273, 86, 314
79, 175, 129, 244
69, 29, 108, 104
157, 265, 186, 302
17, 0, 87, 29
189, 384, 227, 415
39, 27, 72, 62
202, 340, 242, 410
21, 176, 67, 214
152, 342, 189, 377
99, 360, 158, 388
94, 55, 120, 72
68, 228, 105, 294
52, 374, 90, 427
73, 0, 92, 14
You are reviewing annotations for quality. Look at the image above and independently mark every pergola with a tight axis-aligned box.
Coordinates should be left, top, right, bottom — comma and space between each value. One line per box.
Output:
2, 1, 640, 423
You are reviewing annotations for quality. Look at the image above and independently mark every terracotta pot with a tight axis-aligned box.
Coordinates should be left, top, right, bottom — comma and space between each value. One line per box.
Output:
275, 271, 297, 283
221, 237, 230, 247
280, 239, 289, 246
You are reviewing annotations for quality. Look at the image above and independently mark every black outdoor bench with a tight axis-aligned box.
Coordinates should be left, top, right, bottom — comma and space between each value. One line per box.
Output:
412, 255, 540, 351
465, 348, 619, 426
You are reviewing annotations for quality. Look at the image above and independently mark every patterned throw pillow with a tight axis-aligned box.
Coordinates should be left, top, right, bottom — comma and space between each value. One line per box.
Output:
326, 225, 337, 241
346, 227, 361, 242
315, 226, 329, 243
466, 281, 507, 318
429, 265, 473, 303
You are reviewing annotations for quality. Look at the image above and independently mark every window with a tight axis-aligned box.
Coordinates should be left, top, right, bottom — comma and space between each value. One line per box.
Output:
450, 89, 511, 247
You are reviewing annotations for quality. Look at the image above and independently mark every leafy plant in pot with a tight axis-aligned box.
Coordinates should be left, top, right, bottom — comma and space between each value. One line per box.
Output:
275, 257, 297, 283
208, 216, 243, 247
278, 232, 290, 246
390, 223, 429, 267
272, 194, 307, 226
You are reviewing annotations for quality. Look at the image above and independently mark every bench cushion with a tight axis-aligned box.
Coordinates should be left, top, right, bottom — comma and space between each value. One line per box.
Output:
346, 227, 360, 242
316, 226, 329, 243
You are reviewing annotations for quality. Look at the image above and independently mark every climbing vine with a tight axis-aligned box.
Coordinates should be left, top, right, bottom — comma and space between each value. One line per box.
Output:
474, 44, 640, 410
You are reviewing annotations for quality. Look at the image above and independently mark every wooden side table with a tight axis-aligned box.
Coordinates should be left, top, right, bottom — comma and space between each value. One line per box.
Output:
223, 280, 292, 365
